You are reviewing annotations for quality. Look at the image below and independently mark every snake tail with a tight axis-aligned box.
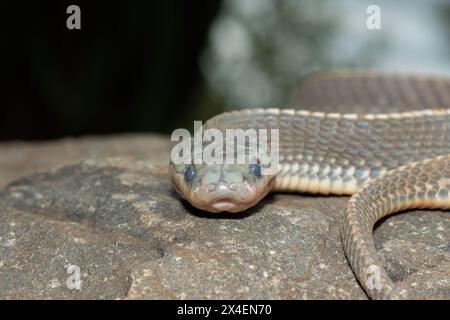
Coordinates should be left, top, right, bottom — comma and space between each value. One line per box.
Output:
341, 154, 450, 299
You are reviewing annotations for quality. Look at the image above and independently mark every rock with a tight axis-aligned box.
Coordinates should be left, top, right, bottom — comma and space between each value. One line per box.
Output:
0, 134, 169, 188
0, 135, 448, 299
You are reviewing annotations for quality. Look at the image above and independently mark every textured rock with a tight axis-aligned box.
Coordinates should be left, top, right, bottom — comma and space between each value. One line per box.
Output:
0, 135, 448, 299
0, 134, 169, 188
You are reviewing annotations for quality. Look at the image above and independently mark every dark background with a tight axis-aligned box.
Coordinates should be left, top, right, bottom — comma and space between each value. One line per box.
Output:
3, 1, 222, 140
2, 1, 450, 141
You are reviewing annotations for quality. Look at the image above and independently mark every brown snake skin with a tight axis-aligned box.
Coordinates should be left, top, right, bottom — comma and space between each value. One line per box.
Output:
170, 71, 450, 299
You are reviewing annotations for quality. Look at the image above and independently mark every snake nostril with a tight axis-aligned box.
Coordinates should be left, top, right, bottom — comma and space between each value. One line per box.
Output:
229, 183, 239, 191
206, 184, 217, 192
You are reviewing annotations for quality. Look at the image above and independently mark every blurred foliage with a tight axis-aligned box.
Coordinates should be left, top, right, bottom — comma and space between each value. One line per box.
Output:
199, 0, 450, 117
438, 1, 450, 54
199, 0, 385, 113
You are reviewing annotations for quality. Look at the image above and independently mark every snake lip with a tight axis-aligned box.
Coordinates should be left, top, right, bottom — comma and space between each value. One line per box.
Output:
211, 198, 236, 211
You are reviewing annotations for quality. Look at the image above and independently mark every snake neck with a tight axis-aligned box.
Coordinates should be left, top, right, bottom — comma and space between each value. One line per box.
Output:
205, 108, 450, 196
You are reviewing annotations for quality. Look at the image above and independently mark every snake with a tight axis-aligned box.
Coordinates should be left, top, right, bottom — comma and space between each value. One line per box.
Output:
169, 70, 450, 299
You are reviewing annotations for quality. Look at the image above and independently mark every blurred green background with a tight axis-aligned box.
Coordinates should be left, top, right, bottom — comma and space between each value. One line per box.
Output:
3, 0, 450, 141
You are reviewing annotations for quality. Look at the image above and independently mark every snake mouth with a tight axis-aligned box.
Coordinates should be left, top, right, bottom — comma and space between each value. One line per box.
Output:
211, 198, 236, 211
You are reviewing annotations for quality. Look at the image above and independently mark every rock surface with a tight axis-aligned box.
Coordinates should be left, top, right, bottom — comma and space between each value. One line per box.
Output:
0, 135, 448, 299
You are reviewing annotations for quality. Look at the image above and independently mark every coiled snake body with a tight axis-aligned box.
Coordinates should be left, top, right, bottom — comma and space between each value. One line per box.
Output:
170, 71, 450, 299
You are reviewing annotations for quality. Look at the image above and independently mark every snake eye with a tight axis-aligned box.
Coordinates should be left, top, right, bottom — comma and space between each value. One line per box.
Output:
249, 163, 261, 177
184, 165, 195, 182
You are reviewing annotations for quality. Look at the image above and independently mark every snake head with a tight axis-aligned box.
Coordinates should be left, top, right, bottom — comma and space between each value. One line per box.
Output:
169, 161, 275, 213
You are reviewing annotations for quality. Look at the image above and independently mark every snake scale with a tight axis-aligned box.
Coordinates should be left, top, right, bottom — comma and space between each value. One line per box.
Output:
170, 71, 450, 299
